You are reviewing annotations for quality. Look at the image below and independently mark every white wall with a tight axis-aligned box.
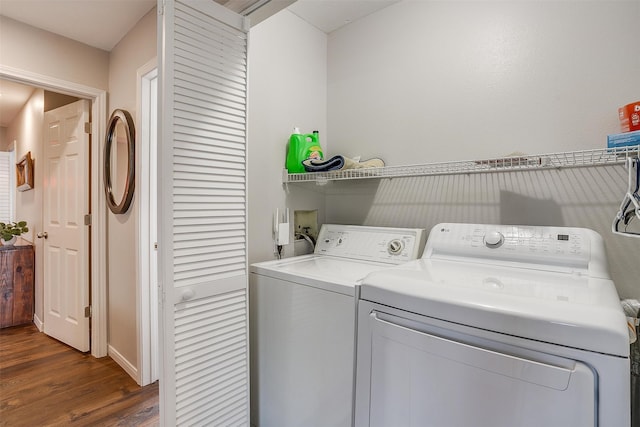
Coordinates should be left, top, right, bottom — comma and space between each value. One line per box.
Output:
106, 7, 157, 378
0, 127, 8, 151
248, 9, 328, 264
327, 1, 639, 163
0, 16, 109, 91
324, 1, 640, 298
325, 166, 640, 297
5, 89, 45, 320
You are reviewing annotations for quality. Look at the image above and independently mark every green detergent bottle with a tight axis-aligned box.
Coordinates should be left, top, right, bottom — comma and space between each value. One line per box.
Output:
285, 128, 323, 173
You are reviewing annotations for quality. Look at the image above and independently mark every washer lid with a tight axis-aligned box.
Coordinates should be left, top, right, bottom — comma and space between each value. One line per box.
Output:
360, 259, 629, 357
251, 255, 394, 296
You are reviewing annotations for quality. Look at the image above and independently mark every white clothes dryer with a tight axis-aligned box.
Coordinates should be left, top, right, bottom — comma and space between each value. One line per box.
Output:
250, 224, 425, 427
355, 223, 630, 427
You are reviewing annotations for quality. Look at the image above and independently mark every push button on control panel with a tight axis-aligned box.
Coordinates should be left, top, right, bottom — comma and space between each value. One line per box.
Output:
484, 231, 504, 249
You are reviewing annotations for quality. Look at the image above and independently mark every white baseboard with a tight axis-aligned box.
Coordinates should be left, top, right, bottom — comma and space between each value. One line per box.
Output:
33, 314, 44, 331
108, 344, 140, 385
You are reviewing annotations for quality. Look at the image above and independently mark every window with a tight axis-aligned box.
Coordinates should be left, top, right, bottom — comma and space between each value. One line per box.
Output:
0, 150, 15, 223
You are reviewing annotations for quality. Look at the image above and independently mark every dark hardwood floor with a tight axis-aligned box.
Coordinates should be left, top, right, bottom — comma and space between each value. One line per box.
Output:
0, 324, 159, 426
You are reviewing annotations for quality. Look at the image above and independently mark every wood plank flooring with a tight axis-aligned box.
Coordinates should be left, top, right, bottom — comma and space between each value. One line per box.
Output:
0, 324, 159, 426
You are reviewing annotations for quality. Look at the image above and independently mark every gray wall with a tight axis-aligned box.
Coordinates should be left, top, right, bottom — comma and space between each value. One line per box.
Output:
324, 1, 640, 298
0, 16, 109, 90
323, 166, 639, 298
248, 10, 328, 264
327, 1, 639, 163
106, 7, 157, 377
0, 127, 8, 151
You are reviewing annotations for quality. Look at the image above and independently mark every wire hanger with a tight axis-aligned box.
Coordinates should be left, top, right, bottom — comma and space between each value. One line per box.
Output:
612, 157, 640, 238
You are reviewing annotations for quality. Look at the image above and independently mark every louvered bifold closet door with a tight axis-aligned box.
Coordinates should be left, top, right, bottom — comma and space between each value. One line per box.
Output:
158, 0, 249, 425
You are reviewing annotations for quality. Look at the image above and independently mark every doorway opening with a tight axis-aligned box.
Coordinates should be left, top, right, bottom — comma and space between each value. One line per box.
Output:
137, 60, 159, 385
0, 66, 108, 358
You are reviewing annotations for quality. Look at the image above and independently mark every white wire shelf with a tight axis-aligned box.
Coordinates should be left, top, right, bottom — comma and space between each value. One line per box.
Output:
283, 145, 640, 184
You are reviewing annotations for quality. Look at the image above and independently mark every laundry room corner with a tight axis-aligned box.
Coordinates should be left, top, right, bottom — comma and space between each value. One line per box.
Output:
324, 0, 640, 299
247, 8, 328, 265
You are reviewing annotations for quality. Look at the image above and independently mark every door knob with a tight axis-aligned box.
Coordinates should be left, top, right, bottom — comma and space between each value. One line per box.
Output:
37, 231, 48, 239
181, 289, 195, 301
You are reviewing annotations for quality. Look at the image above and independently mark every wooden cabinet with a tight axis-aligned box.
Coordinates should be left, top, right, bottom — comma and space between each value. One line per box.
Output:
0, 241, 35, 328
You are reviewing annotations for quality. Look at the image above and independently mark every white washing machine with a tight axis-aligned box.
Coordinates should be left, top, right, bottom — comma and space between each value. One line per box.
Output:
249, 224, 425, 427
355, 223, 630, 427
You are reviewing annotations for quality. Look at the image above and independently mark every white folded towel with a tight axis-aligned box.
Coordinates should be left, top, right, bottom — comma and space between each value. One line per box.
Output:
622, 299, 640, 344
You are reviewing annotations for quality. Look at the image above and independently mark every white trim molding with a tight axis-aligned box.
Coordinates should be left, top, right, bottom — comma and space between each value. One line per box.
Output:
136, 58, 159, 386
108, 344, 139, 381
33, 313, 44, 332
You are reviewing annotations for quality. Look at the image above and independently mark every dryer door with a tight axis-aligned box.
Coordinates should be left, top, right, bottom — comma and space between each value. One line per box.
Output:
355, 309, 596, 427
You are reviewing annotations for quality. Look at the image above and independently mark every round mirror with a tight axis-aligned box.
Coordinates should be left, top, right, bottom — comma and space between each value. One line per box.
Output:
104, 109, 135, 214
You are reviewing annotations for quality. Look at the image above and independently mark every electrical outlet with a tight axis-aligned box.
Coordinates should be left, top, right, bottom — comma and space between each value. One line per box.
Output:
294, 210, 318, 240
274, 208, 290, 245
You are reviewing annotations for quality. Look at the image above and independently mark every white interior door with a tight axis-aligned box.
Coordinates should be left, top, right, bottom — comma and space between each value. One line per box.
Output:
43, 99, 91, 352
158, 0, 249, 424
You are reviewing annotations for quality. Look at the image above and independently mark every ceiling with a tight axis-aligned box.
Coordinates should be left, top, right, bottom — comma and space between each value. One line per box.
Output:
0, 0, 399, 128
0, 0, 398, 51
288, 0, 399, 33
0, 0, 157, 52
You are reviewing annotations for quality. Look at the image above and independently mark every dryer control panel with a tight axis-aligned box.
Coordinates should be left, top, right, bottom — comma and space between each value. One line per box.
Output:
315, 224, 426, 264
423, 223, 609, 278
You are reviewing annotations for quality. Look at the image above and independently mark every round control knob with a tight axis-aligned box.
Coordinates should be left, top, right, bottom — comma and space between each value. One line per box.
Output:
388, 239, 404, 255
484, 231, 504, 248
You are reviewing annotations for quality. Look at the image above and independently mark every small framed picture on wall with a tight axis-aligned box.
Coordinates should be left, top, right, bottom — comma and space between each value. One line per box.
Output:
16, 151, 34, 192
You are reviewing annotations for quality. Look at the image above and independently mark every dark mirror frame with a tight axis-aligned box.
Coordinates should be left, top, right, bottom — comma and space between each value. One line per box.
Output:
104, 109, 135, 214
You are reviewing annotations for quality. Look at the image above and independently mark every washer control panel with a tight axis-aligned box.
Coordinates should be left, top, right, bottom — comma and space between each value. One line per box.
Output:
423, 223, 609, 277
315, 224, 425, 264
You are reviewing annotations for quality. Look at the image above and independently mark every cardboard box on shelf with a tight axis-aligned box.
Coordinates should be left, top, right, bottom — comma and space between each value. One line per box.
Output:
619, 101, 640, 132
